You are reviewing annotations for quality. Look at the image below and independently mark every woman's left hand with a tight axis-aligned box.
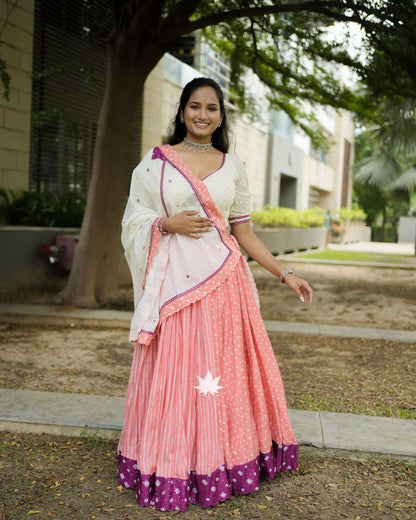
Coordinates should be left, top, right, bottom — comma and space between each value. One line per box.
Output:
283, 274, 313, 305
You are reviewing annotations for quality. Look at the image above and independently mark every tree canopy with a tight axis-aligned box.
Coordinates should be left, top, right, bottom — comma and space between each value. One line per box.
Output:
355, 98, 416, 192
108, 1, 416, 142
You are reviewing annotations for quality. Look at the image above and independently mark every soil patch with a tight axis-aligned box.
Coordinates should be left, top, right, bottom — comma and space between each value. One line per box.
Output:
1, 325, 415, 419
1, 432, 415, 520
251, 263, 416, 331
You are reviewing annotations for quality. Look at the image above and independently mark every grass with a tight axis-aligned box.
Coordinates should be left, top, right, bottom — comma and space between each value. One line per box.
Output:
296, 250, 416, 265
299, 393, 416, 420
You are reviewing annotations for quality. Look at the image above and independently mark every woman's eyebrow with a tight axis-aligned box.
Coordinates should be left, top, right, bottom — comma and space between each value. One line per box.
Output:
188, 101, 219, 106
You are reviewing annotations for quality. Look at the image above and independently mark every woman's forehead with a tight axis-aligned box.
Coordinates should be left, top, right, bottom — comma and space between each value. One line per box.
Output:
187, 86, 219, 105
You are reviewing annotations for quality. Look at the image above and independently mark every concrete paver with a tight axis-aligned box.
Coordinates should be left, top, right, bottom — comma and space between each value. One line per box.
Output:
0, 389, 108, 428
264, 320, 321, 336
320, 412, 416, 457
88, 396, 125, 429
288, 410, 323, 448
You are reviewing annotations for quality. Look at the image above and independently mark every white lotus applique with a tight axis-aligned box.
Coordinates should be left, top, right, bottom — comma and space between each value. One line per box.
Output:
195, 370, 223, 396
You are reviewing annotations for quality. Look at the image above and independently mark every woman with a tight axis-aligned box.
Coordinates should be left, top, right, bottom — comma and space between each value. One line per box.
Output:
118, 77, 313, 512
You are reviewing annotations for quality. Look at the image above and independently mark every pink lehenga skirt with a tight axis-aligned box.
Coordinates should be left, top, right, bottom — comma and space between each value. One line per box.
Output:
118, 257, 298, 511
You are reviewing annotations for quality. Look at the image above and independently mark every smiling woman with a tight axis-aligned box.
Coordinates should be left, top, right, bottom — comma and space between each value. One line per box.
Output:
117, 77, 313, 512
182, 86, 222, 144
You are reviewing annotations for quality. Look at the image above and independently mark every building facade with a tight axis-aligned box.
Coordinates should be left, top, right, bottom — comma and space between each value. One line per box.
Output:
266, 109, 354, 212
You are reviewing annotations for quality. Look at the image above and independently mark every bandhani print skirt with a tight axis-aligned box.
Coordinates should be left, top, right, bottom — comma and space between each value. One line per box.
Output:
118, 257, 298, 511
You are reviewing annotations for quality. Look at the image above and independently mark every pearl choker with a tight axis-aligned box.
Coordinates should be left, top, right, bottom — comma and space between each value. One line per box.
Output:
182, 137, 213, 152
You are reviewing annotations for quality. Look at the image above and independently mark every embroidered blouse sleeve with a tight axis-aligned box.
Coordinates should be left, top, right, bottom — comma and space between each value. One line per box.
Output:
228, 155, 251, 225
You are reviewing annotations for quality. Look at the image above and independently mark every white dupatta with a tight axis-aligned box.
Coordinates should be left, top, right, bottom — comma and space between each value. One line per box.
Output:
122, 145, 245, 344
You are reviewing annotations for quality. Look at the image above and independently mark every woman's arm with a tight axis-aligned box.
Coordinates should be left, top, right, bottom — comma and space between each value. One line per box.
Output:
231, 222, 313, 305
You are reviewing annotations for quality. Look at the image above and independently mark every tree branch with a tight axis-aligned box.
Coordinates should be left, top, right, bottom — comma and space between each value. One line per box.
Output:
159, 0, 384, 50
158, 0, 203, 39
0, 0, 20, 39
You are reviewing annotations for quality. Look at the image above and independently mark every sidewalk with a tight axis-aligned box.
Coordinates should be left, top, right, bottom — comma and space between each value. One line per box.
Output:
327, 241, 414, 255
0, 303, 415, 458
282, 241, 416, 269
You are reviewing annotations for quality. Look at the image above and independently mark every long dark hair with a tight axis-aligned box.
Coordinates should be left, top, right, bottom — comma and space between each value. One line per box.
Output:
168, 77, 230, 153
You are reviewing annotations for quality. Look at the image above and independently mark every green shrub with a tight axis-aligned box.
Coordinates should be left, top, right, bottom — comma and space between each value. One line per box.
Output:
339, 206, 367, 222
0, 188, 85, 227
251, 206, 325, 228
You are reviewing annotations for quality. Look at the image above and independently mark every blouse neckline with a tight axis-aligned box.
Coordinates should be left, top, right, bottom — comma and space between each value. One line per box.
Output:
167, 145, 226, 182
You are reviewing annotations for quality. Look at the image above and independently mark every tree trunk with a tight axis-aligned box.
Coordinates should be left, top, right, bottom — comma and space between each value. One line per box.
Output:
382, 207, 387, 242
59, 38, 161, 307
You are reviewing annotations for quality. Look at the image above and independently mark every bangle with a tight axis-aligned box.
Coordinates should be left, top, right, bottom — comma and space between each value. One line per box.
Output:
279, 269, 293, 283
157, 218, 169, 235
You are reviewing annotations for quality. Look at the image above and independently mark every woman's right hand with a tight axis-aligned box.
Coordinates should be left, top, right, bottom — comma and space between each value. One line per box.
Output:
163, 210, 213, 239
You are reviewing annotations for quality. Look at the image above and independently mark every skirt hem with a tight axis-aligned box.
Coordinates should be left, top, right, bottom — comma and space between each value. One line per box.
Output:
118, 441, 298, 512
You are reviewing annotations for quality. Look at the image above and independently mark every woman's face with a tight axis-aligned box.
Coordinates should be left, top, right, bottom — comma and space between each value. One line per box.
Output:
182, 86, 222, 143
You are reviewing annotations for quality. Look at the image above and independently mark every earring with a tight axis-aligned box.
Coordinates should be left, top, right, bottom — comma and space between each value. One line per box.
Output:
180, 116, 184, 123
218, 121, 222, 128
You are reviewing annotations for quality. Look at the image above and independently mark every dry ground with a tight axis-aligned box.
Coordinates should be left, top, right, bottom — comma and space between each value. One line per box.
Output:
251, 262, 416, 332
1, 433, 415, 520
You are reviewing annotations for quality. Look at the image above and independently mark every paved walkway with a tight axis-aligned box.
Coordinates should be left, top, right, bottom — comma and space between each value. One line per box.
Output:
0, 303, 415, 457
328, 241, 414, 255
283, 241, 416, 269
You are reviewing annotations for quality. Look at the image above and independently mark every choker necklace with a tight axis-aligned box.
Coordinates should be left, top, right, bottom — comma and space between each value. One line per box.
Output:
182, 137, 213, 152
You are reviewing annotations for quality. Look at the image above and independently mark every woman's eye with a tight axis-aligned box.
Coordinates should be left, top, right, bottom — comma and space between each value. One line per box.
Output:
190, 105, 199, 110
209, 107, 218, 111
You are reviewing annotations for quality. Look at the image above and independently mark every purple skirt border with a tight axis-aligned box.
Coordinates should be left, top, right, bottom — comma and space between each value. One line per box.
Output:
118, 442, 298, 512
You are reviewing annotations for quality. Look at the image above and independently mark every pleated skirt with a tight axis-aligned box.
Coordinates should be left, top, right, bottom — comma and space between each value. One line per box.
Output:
118, 257, 298, 511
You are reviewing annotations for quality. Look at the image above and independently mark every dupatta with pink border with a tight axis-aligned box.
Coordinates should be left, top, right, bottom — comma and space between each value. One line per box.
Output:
122, 145, 252, 345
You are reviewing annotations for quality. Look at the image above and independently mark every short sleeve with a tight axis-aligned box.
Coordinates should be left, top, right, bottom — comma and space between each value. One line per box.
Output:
229, 155, 251, 225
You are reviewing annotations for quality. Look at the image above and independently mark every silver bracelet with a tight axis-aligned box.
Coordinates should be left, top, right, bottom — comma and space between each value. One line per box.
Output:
157, 218, 169, 235
279, 269, 293, 283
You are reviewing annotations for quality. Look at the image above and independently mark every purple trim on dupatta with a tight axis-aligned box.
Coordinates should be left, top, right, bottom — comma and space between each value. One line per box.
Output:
141, 217, 160, 290
159, 160, 169, 217
118, 442, 298, 512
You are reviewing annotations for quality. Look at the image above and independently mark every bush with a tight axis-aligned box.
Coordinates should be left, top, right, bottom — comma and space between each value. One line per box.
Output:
0, 189, 85, 227
339, 207, 367, 222
251, 206, 325, 228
